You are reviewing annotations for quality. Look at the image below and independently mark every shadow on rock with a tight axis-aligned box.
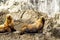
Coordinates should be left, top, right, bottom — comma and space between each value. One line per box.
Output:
52, 27, 60, 38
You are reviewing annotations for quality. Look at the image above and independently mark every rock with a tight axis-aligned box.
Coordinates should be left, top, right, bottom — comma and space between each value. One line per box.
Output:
52, 26, 60, 38
21, 9, 39, 23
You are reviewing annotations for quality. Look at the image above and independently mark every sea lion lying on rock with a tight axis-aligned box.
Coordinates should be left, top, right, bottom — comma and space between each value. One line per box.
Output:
0, 14, 16, 33
20, 16, 45, 34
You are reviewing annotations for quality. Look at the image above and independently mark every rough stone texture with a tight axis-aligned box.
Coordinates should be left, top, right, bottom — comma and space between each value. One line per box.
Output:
0, 9, 60, 40
0, 0, 60, 40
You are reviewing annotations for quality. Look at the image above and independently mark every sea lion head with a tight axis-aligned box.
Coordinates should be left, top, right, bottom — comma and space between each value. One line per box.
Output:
6, 14, 12, 20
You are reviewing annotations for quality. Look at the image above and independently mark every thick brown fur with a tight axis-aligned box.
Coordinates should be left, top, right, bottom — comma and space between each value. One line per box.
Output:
0, 14, 16, 33
20, 16, 45, 34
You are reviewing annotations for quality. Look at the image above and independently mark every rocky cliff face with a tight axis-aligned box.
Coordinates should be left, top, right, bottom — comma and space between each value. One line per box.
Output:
0, 0, 60, 40
0, 0, 60, 17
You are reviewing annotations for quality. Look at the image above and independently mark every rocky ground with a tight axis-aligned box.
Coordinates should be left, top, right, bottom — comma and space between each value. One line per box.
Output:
0, 0, 60, 40
0, 9, 60, 40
